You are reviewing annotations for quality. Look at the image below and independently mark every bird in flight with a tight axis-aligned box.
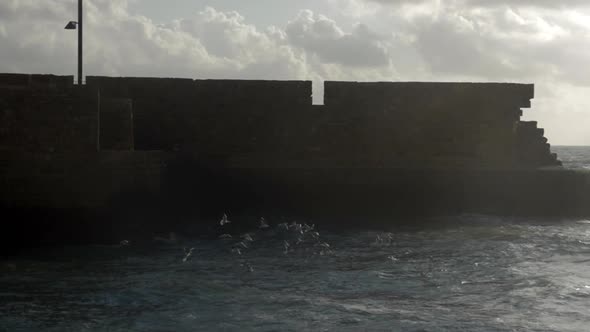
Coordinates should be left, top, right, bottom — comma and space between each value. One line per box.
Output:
183, 247, 195, 263
220, 213, 231, 226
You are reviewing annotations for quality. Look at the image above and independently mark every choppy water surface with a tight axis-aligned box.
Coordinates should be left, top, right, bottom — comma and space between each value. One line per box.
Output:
2, 146, 590, 332
553, 146, 590, 170
3, 215, 590, 332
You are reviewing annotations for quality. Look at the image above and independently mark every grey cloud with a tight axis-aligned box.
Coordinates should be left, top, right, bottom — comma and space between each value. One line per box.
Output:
406, 7, 590, 86
463, 0, 590, 9
366, 0, 590, 8
0, 0, 71, 21
285, 10, 390, 67
0, 1, 389, 85
0, 2, 310, 81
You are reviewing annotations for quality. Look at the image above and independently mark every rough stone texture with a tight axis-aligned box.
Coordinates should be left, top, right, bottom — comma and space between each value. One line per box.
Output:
0, 74, 74, 91
320, 81, 555, 168
99, 98, 134, 150
0, 150, 170, 250
0, 74, 563, 171
0, 77, 98, 153
0, 151, 167, 209
0, 73, 580, 249
84, 77, 560, 168
516, 121, 561, 167
160, 165, 590, 220
86, 76, 313, 157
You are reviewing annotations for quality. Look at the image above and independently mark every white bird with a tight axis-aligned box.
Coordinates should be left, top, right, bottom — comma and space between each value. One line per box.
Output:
220, 213, 231, 226
383, 233, 393, 246
242, 262, 254, 272
258, 217, 269, 229
236, 241, 249, 249
119, 240, 130, 246
374, 235, 383, 246
183, 247, 195, 262
241, 233, 254, 242
218, 234, 232, 239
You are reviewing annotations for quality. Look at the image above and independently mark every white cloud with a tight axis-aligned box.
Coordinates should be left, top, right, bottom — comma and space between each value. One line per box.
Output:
285, 10, 391, 67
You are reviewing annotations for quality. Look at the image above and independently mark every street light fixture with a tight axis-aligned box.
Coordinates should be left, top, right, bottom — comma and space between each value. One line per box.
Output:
64, 0, 83, 85
64, 21, 77, 30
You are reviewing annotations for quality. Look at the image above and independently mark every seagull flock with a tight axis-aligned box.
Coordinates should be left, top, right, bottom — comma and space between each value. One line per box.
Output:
213, 214, 334, 272
116, 215, 409, 278
114, 215, 451, 288
153, 213, 335, 272
119, 214, 405, 274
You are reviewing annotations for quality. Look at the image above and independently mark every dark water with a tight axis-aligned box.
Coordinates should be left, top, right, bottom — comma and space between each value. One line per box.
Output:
1, 146, 590, 332
553, 146, 590, 170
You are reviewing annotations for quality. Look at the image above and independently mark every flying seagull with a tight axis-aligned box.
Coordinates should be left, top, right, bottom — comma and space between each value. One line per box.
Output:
241, 233, 254, 242
259, 217, 269, 229
183, 247, 195, 263
220, 213, 231, 226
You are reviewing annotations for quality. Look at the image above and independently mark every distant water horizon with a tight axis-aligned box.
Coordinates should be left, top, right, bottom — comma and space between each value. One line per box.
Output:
553, 146, 590, 169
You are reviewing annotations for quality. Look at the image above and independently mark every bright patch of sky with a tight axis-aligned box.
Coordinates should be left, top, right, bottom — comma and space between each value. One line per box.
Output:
128, 0, 324, 26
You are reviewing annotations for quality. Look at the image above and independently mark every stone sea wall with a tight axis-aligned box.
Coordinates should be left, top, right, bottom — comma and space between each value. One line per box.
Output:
86, 76, 313, 158
0, 73, 577, 248
0, 74, 98, 152
83, 76, 558, 168
0, 151, 166, 209
319, 81, 558, 168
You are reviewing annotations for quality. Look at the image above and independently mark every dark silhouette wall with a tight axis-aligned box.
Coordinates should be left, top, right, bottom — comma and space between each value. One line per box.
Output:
0, 74, 98, 152
0, 74, 584, 247
86, 76, 313, 161
0, 73, 559, 169
85, 76, 558, 168
319, 81, 556, 167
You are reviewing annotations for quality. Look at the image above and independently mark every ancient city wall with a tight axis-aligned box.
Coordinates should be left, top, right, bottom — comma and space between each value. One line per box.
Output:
320, 81, 555, 168
0, 74, 99, 152
0, 74, 164, 211
0, 150, 167, 209
1, 74, 559, 168
86, 76, 313, 159
0, 73, 579, 246
85, 77, 559, 168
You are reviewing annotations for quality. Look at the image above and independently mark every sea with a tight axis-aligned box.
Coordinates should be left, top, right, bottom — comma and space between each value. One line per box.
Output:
2, 146, 590, 332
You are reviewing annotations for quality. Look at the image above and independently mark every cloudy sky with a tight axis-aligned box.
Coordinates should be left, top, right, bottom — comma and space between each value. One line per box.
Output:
1, 0, 590, 145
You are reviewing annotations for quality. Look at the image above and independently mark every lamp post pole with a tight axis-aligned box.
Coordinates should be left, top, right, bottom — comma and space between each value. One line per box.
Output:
77, 0, 83, 85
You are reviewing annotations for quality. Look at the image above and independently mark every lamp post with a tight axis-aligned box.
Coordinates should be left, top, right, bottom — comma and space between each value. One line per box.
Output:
65, 0, 83, 85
